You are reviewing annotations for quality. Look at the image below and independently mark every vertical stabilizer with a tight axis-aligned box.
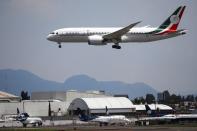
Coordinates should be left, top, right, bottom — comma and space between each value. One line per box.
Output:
154, 6, 186, 34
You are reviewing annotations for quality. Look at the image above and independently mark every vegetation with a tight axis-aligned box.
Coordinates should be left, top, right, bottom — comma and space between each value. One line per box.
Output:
21, 90, 30, 100
132, 90, 197, 112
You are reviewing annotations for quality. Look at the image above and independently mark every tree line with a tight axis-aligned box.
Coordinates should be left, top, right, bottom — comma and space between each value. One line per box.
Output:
132, 90, 197, 105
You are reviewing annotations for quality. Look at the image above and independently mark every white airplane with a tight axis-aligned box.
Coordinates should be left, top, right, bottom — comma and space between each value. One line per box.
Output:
16, 112, 42, 127
47, 6, 186, 49
77, 107, 131, 126
138, 105, 197, 123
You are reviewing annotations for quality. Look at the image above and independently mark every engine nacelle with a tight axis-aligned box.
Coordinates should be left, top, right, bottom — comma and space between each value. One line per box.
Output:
88, 35, 106, 45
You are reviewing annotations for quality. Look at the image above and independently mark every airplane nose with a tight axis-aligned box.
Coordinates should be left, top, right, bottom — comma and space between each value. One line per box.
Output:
47, 34, 52, 41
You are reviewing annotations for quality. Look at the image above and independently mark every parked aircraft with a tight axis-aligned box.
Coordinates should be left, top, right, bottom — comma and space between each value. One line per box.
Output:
138, 104, 197, 123
77, 107, 131, 126
16, 108, 42, 127
47, 6, 186, 49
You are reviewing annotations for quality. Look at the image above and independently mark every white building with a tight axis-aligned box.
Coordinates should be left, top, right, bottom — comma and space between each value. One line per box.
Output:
31, 90, 110, 103
0, 100, 69, 117
0, 91, 20, 102
0, 90, 111, 117
68, 97, 136, 116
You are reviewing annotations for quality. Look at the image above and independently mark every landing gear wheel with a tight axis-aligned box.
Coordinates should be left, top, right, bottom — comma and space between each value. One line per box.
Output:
112, 45, 116, 48
112, 45, 121, 49
117, 46, 121, 49
58, 44, 62, 48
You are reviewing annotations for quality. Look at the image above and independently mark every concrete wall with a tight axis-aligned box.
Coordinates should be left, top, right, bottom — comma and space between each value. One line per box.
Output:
23, 101, 69, 116
0, 101, 69, 117
31, 92, 67, 101
0, 102, 21, 117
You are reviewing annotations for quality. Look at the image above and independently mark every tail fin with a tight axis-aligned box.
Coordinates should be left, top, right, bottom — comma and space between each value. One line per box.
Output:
145, 104, 152, 115
155, 6, 186, 34
77, 108, 90, 121
105, 106, 109, 116
17, 113, 29, 121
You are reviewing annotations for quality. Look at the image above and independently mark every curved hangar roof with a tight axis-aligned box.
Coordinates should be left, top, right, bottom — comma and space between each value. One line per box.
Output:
83, 97, 134, 109
69, 97, 135, 113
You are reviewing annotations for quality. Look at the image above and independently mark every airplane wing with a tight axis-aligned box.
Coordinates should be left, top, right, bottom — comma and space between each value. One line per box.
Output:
103, 21, 141, 40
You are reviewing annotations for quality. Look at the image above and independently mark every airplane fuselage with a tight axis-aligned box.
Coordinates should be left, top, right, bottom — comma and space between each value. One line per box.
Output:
47, 27, 185, 44
91, 115, 130, 124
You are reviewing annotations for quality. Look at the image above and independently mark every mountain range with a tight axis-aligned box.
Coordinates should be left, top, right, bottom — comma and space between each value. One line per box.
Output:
0, 69, 158, 99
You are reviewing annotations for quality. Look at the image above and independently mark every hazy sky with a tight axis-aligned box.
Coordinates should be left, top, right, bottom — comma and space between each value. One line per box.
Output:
0, 0, 196, 95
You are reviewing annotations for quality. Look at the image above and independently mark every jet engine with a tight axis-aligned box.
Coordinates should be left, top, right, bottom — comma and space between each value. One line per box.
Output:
88, 35, 106, 45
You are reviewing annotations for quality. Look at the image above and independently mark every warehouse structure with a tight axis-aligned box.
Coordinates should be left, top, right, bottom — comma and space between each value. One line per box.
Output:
0, 91, 20, 102
0, 100, 69, 118
68, 97, 136, 116
31, 90, 110, 103
0, 90, 111, 117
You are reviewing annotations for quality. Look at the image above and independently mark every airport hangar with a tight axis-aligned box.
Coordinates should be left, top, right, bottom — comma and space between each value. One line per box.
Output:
0, 90, 110, 117
0, 90, 173, 118
68, 97, 136, 116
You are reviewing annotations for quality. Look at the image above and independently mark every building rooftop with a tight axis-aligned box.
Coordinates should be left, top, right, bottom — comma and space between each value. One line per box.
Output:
0, 91, 19, 98
0, 91, 20, 102
81, 97, 135, 109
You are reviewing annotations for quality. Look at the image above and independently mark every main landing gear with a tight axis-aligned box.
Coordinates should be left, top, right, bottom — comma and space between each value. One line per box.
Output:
112, 44, 121, 49
111, 40, 121, 49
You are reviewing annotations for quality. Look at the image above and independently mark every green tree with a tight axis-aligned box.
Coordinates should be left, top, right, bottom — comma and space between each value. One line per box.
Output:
21, 90, 30, 100
186, 95, 194, 102
195, 96, 197, 102
132, 97, 145, 104
139, 97, 145, 104
170, 94, 181, 104
145, 94, 155, 104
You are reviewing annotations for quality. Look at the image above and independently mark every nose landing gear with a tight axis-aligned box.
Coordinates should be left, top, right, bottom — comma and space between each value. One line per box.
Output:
58, 42, 62, 48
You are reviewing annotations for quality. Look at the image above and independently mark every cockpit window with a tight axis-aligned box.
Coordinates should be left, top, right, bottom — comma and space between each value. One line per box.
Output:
50, 32, 55, 34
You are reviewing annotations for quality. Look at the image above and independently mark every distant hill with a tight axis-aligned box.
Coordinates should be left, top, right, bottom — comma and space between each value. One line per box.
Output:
0, 69, 157, 99
64, 75, 158, 99
0, 69, 63, 95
